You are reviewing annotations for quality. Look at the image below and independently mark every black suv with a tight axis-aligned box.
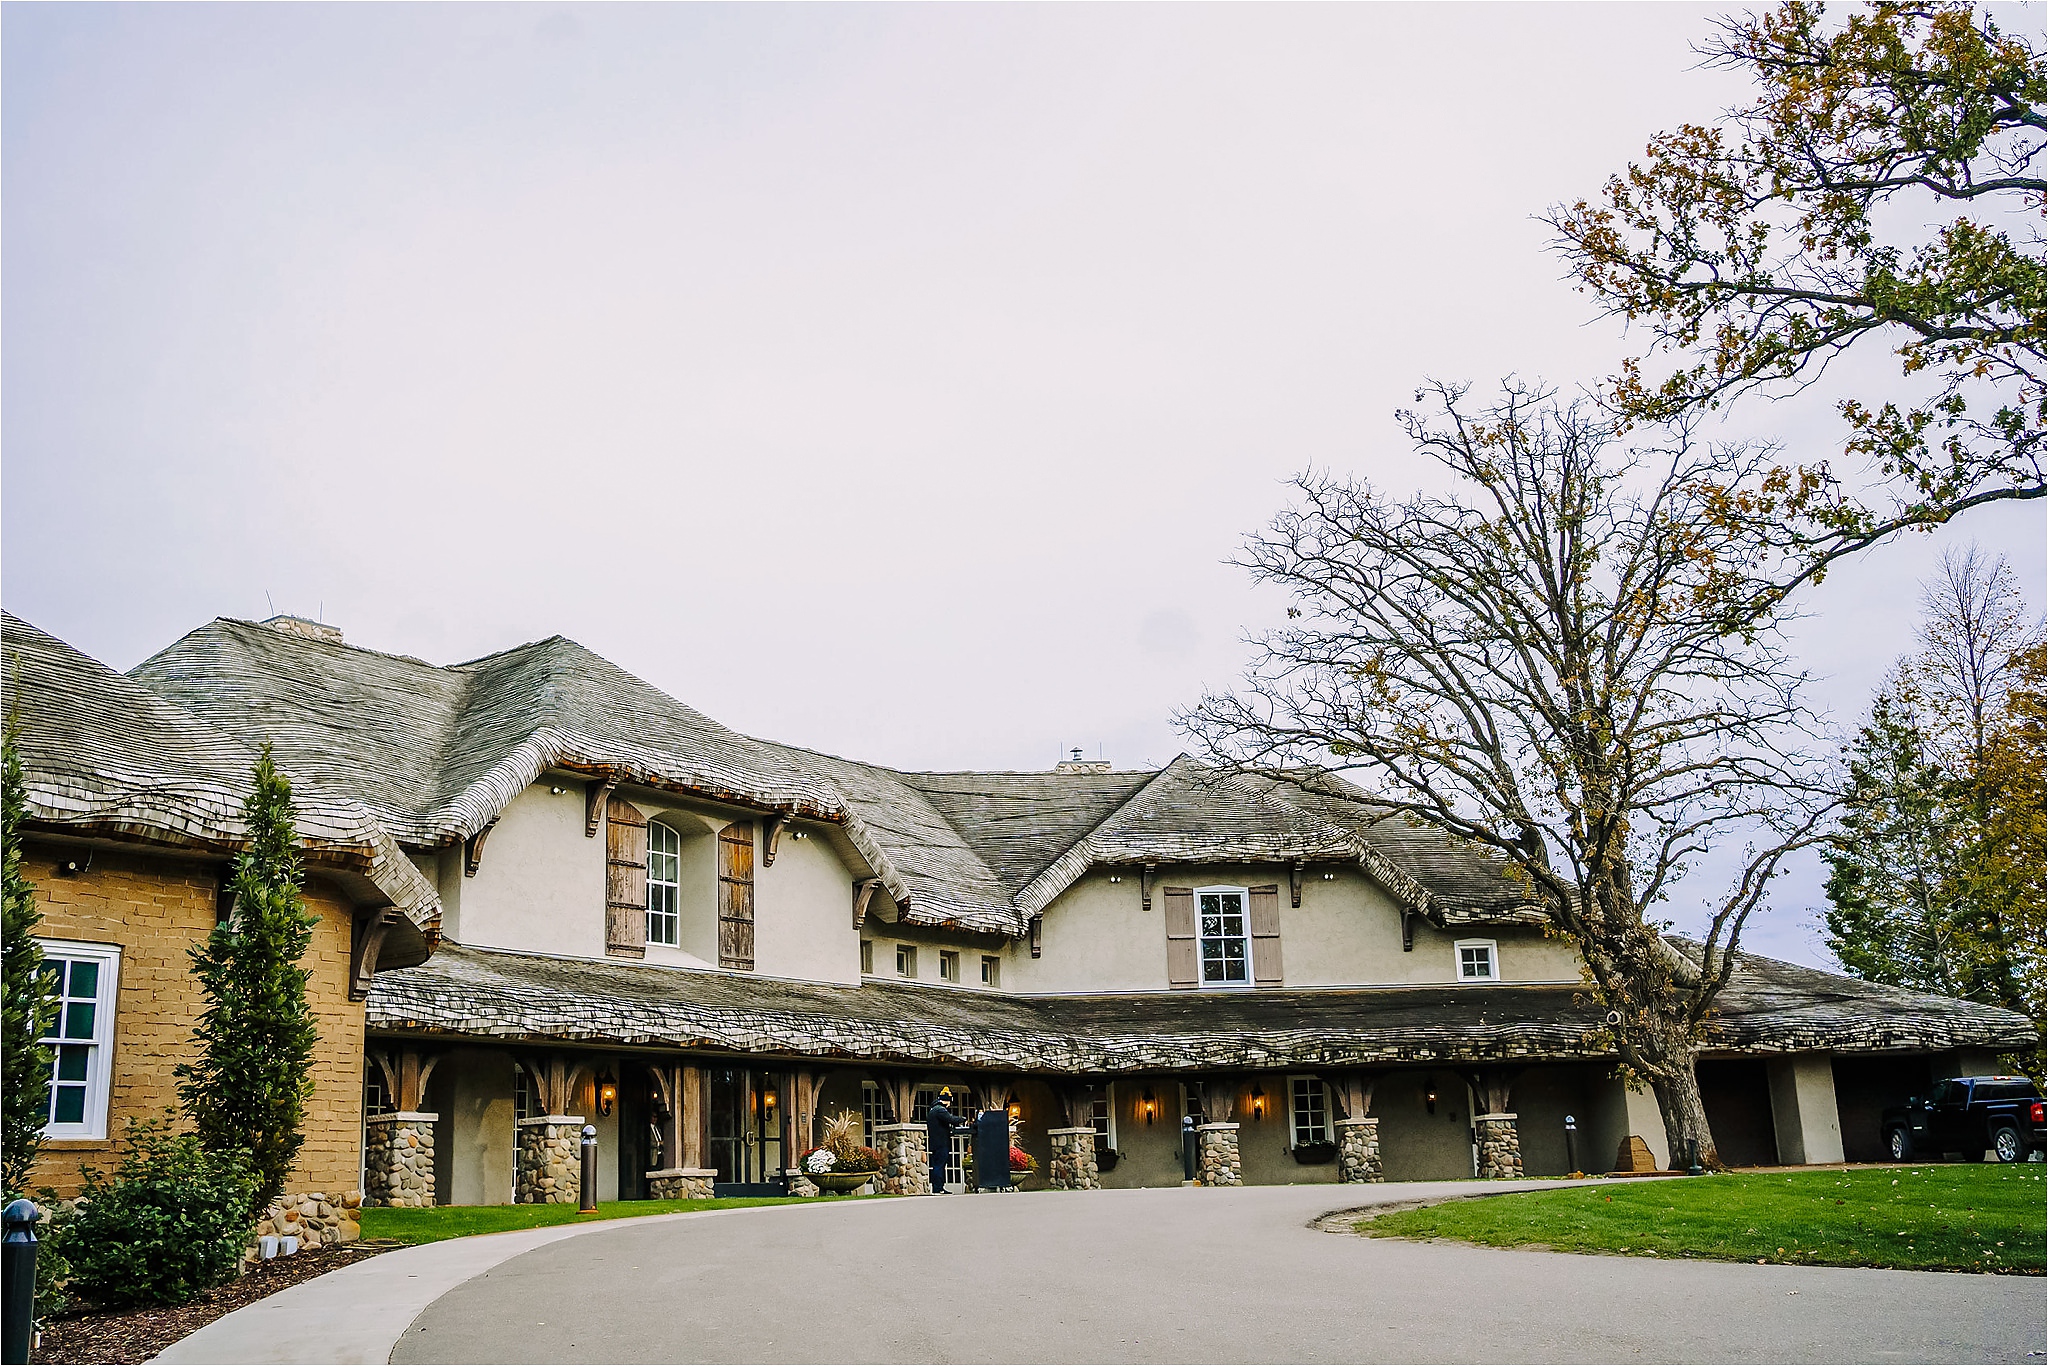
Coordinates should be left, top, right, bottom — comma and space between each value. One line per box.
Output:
1883, 1076, 2045, 1163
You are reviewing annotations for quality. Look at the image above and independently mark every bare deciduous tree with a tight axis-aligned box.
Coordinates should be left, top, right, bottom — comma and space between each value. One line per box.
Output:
1182, 379, 1831, 1166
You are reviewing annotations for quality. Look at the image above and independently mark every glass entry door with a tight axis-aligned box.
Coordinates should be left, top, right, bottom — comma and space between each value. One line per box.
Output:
707, 1068, 784, 1190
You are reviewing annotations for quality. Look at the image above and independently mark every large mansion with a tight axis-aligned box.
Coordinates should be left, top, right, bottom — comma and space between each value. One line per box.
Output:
6, 610, 2033, 1212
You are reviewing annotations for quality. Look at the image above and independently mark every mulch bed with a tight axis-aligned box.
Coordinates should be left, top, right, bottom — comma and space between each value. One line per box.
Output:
33, 1242, 391, 1365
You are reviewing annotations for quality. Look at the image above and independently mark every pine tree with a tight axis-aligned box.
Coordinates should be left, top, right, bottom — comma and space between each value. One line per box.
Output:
176, 743, 319, 1213
2, 718, 56, 1198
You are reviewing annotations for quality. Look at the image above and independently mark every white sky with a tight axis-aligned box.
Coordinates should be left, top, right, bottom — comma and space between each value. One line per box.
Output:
5, 3, 2041, 969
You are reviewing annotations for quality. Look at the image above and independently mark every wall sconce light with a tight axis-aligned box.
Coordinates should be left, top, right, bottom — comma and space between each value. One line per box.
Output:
792, 830, 808, 840
1321, 872, 1337, 881
1424, 1088, 1438, 1115
1250, 1085, 1266, 1120
764, 1089, 778, 1111
597, 1070, 618, 1117
1007, 1101, 1022, 1121
549, 785, 567, 795
1108, 874, 1122, 884
1141, 1088, 1156, 1125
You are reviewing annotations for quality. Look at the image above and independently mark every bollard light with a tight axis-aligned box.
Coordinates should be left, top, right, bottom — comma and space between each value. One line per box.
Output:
3, 1198, 41, 1366
580, 1124, 599, 1213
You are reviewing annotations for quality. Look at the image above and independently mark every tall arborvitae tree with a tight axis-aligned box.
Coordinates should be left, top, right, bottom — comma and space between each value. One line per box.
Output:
2, 719, 56, 1198
177, 743, 319, 1213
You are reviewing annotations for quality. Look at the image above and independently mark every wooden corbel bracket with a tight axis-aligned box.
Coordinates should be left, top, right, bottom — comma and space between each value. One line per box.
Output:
349, 907, 395, 1002
1141, 862, 1157, 912
1400, 908, 1415, 953
852, 877, 882, 931
763, 813, 789, 867
1290, 861, 1305, 909
1028, 915, 1043, 959
585, 774, 620, 838
463, 819, 498, 878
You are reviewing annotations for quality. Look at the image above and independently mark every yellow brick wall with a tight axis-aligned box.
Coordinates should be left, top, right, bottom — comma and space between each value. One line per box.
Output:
24, 842, 367, 1198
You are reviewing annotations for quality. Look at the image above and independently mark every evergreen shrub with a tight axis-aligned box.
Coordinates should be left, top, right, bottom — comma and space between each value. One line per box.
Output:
66, 1116, 255, 1309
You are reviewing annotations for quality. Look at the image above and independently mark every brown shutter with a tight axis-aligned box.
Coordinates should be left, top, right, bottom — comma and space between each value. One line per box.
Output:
1164, 887, 1197, 990
1249, 884, 1283, 986
718, 822, 756, 970
605, 796, 648, 958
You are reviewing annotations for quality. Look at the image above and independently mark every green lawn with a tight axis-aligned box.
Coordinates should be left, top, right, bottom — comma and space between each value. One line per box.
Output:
1361, 1166, 2046, 1273
359, 1196, 811, 1245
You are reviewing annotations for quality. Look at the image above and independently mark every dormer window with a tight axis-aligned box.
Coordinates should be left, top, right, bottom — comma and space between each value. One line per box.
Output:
1197, 887, 1252, 987
646, 821, 681, 947
1456, 939, 1498, 982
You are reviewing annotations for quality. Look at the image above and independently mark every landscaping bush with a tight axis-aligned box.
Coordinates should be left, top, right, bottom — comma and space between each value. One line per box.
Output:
65, 1115, 256, 1308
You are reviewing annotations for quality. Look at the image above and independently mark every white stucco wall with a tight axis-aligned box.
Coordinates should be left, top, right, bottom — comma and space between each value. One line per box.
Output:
456, 784, 606, 957
998, 865, 1583, 993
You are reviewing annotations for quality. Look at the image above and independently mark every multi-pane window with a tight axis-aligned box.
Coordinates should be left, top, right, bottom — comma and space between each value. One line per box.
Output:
365, 1061, 394, 1118
860, 940, 874, 974
645, 821, 681, 947
862, 1081, 886, 1147
38, 943, 118, 1138
513, 1064, 539, 1122
1456, 940, 1497, 982
980, 955, 1000, 988
1089, 1085, 1115, 1153
896, 944, 918, 978
938, 950, 959, 982
1197, 888, 1251, 986
1290, 1076, 1329, 1147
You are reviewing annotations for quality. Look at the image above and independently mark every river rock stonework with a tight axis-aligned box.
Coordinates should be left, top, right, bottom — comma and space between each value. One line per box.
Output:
245, 1189, 361, 1264
1335, 1116, 1383, 1183
1475, 1113, 1524, 1178
1195, 1122, 1242, 1186
645, 1167, 717, 1199
784, 1168, 821, 1198
364, 1112, 438, 1208
515, 1116, 586, 1204
1046, 1127, 1100, 1190
874, 1122, 930, 1195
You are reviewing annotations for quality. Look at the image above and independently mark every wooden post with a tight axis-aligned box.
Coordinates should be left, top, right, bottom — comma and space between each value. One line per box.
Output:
682, 1064, 707, 1171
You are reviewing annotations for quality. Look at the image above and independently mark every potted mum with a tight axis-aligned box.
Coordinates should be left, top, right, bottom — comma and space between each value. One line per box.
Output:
1009, 1145, 1036, 1180
800, 1110, 884, 1195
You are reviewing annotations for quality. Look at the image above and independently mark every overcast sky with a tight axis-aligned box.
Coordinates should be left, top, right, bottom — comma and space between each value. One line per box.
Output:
5, 3, 2040, 969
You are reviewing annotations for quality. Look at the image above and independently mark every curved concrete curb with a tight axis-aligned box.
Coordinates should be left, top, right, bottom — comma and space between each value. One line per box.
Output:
153, 1203, 846, 1365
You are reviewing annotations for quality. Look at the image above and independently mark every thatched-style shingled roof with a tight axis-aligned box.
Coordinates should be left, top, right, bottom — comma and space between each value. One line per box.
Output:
1, 612, 440, 965
369, 941, 2037, 1072
125, 617, 1544, 937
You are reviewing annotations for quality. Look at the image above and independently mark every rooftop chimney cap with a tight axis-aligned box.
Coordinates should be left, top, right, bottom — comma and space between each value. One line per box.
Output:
1054, 748, 1112, 775
262, 615, 343, 645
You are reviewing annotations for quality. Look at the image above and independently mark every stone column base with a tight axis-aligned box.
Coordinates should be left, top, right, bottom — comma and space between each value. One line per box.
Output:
784, 1167, 821, 1198
1475, 1112, 1524, 1178
1335, 1116, 1383, 1183
516, 1116, 587, 1204
365, 1111, 439, 1208
1046, 1127, 1101, 1190
646, 1167, 718, 1200
873, 1122, 931, 1195
1195, 1122, 1242, 1186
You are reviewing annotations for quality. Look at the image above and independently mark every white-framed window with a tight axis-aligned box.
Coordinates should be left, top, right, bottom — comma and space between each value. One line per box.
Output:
514, 1064, 539, 1122
1290, 1075, 1329, 1147
896, 944, 918, 979
980, 955, 1000, 987
37, 941, 119, 1139
862, 1081, 885, 1147
938, 950, 959, 983
860, 940, 874, 974
1455, 939, 1498, 982
1196, 886, 1252, 987
1090, 1084, 1116, 1152
646, 821, 681, 947
365, 1061, 394, 1118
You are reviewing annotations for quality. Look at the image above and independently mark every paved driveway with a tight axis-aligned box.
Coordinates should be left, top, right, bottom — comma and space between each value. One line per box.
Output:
383, 1184, 2041, 1364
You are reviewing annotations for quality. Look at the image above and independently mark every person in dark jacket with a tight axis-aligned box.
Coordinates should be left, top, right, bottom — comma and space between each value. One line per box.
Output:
925, 1089, 966, 1194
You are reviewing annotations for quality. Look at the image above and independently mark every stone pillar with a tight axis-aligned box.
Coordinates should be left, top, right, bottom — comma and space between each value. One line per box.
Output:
784, 1167, 821, 1198
1475, 1113, 1524, 1178
1195, 1122, 1242, 1186
1335, 1116, 1382, 1183
645, 1167, 718, 1199
515, 1115, 587, 1204
873, 1122, 930, 1195
1046, 1127, 1101, 1190
364, 1111, 438, 1208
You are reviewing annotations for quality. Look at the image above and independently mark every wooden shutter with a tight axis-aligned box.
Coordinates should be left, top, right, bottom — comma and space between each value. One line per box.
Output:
718, 822, 756, 970
605, 796, 648, 959
1249, 884, 1283, 986
1164, 887, 1197, 990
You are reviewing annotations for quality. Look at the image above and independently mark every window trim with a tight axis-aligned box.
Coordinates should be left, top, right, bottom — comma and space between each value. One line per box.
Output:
895, 944, 918, 979
938, 950, 959, 983
1090, 1083, 1117, 1152
1288, 1074, 1330, 1148
1194, 885, 1253, 990
37, 940, 121, 1141
645, 820, 682, 947
860, 939, 874, 975
980, 954, 1001, 988
1454, 938, 1499, 983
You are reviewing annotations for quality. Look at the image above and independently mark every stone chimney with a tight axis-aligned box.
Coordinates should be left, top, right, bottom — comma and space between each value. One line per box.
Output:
262, 614, 343, 645
1054, 747, 1111, 775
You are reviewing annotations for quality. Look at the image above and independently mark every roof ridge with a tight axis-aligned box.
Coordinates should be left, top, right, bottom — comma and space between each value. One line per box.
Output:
210, 616, 441, 669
